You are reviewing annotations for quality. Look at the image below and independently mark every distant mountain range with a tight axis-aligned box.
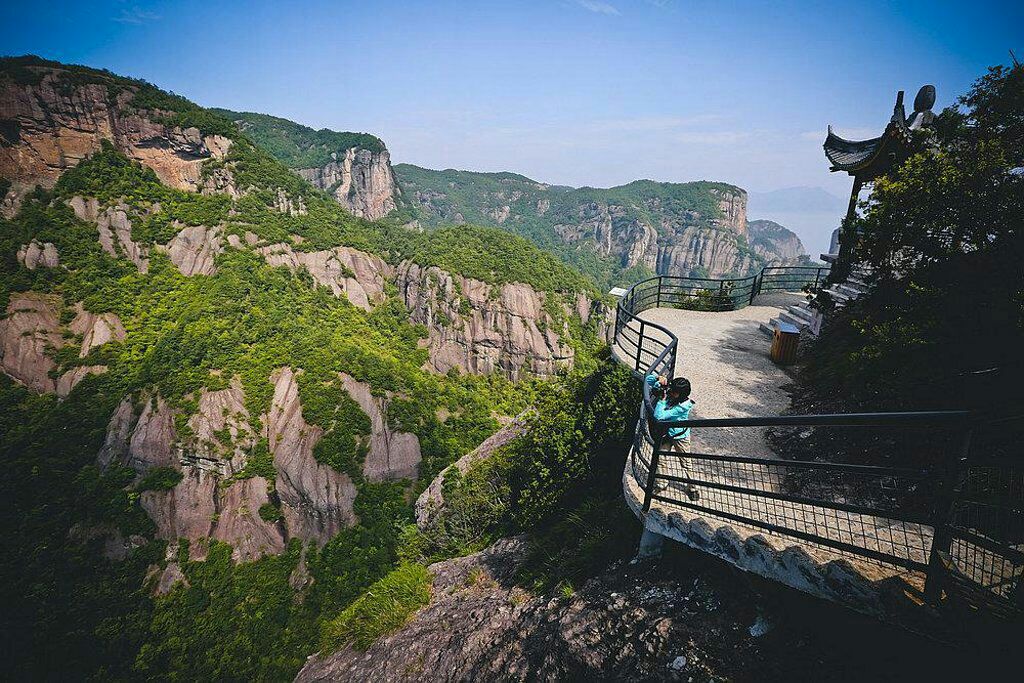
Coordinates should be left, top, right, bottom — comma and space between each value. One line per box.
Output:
748, 187, 847, 257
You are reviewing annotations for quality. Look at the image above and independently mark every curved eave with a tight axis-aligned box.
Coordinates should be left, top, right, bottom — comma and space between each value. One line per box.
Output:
824, 123, 913, 174
823, 128, 884, 172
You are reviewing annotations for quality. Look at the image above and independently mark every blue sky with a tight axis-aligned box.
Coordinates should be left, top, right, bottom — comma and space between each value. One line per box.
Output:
2, 0, 1020, 252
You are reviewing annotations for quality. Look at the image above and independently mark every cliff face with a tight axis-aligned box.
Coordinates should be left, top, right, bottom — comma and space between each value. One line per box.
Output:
255, 241, 605, 379
296, 147, 397, 219
217, 109, 399, 220
0, 68, 231, 214
396, 166, 771, 280
396, 262, 576, 379
0, 59, 611, 583
747, 219, 808, 266
94, 367, 426, 560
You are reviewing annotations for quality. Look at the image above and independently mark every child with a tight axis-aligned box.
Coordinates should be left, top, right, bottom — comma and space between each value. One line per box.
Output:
645, 373, 699, 501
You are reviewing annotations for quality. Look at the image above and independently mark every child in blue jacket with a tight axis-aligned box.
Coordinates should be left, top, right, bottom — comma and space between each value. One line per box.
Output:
645, 373, 699, 500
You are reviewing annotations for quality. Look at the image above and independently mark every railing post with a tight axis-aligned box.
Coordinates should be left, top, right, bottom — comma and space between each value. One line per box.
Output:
643, 425, 664, 512
749, 274, 758, 305
656, 276, 662, 308
924, 426, 972, 603
635, 320, 646, 372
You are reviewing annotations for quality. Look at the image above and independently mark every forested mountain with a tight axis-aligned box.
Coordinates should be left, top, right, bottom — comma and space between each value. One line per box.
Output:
211, 109, 399, 220
393, 164, 811, 286
0, 55, 611, 679
212, 110, 809, 290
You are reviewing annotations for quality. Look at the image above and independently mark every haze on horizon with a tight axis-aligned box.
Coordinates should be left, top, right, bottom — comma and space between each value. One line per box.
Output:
1, 0, 1019, 255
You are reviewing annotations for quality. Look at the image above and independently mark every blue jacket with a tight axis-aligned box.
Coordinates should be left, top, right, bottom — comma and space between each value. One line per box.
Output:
646, 374, 694, 440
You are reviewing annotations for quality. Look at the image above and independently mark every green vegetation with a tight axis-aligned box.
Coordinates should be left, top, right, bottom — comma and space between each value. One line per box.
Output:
804, 63, 1023, 414
212, 109, 386, 166
411, 353, 640, 560
135, 466, 183, 492
320, 563, 432, 652
392, 163, 754, 290
0, 57, 632, 681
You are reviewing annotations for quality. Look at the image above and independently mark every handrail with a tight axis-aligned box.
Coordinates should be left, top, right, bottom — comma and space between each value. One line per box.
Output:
612, 266, 1024, 614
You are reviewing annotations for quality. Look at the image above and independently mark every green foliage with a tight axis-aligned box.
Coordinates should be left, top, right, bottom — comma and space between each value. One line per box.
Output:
515, 496, 638, 594
0, 372, 159, 681
212, 109, 386, 166
806, 63, 1024, 412
405, 224, 596, 294
392, 163, 750, 289
135, 466, 183, 492
134, 541, 315, 680
414, 354, 640, 560
236, 440, 275, 480
259, 502, 283, 522
319, 562, 432, 652
131, 85, 239, 138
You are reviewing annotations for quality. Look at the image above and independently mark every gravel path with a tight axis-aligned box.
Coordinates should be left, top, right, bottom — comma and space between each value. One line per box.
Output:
635, 293, 805, 458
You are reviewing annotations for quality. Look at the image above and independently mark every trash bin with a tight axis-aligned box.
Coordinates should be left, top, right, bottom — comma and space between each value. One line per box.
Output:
770, 322, 800, 365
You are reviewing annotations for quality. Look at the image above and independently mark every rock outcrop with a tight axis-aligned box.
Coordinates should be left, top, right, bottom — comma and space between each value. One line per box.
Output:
748, 219, 808, 265
297, 147, 397, 220
258, 242, 391, 311
295, 537, 791, 682
0, 65, 232, 212
415, 418, 526, 527
16, 240, 59, 270
68, 198, 151, 273
162, 224, 223, 276
339, 373, 421, 481
396, 263, 575, 379
98, 383, 287, 562
0, 292, 63, 393
264, 367, 358, 544
141, 471, 285, 563
69, 303, 126, 357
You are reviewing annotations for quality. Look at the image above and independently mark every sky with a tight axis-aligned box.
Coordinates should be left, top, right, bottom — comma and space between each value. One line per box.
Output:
2, 0, 1020, 254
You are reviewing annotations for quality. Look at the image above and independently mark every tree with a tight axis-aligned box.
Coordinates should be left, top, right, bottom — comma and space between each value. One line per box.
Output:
807, 63, 1024, 412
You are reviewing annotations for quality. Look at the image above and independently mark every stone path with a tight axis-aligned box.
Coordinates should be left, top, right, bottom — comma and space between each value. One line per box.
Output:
615, 293, 933, 612
619, 292, 804, 457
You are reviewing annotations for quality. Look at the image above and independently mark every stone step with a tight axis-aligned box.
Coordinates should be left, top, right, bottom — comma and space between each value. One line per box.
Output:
787, 304, 814, 321
758, 319, 779, 337
847, 275, 870, 289
837, 283, 866, 298
778, 311, 810, 329
823, 287, 851, 304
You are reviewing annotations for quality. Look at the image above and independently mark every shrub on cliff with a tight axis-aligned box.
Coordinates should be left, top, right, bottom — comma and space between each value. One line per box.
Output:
319, 562, 432, 653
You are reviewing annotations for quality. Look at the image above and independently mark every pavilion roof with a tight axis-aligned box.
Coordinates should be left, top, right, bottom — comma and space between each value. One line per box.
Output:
823, 92, 914, 176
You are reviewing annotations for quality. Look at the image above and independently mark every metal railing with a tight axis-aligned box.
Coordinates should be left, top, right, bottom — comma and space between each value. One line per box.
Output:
612, 269, 1024, 615
613, 266, 828, 372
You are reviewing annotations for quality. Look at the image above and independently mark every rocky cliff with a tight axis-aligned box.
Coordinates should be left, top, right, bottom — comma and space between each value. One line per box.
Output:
747, 219, 808, 266
295, 147, 397, 220
214, 109, 398, 220
0, 61, 232, 215
393, 165, 787, 282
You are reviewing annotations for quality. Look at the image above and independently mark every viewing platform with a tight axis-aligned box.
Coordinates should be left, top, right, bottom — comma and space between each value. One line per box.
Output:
610, 268, 1023, 627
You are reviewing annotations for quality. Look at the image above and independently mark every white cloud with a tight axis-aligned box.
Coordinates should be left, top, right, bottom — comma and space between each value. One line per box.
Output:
113, 7, 161, 24
584, 114, 721, 132
674, 130, 753, 145
571, 0, 621, 16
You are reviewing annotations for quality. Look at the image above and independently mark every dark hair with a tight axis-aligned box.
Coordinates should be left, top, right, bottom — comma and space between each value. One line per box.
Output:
666, 377, 691, 405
